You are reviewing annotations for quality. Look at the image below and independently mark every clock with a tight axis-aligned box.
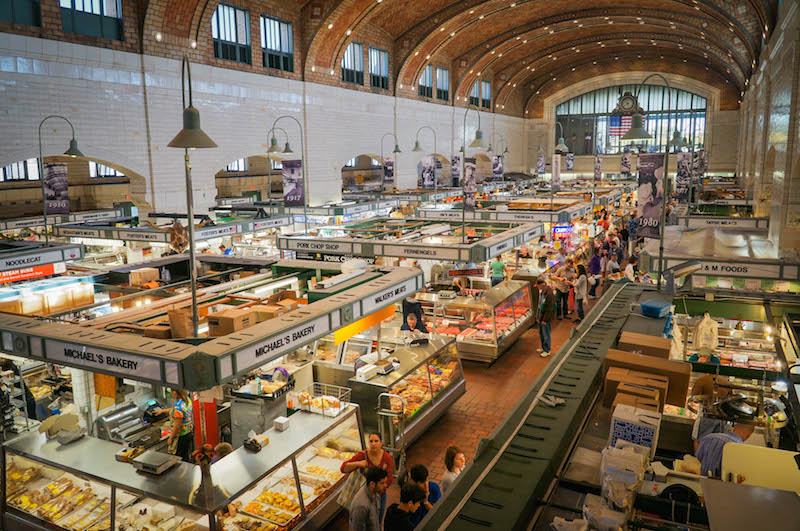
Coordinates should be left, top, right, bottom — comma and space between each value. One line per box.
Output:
617, 92, 638, 112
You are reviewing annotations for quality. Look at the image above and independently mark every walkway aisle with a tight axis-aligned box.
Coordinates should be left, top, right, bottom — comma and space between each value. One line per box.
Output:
326, 311, 587, 529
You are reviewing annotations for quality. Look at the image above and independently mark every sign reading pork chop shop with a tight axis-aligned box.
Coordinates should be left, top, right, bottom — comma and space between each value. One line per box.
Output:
362, 278, 418, 314
44, 339, 162, 381
235, 315, 330, 372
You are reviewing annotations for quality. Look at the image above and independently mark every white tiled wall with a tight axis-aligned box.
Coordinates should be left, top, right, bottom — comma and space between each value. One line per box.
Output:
0, 32, 528, 212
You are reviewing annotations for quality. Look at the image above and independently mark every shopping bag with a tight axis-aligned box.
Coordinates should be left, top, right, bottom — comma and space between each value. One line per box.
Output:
568, 289, 575, 313
337, 469, 366, 509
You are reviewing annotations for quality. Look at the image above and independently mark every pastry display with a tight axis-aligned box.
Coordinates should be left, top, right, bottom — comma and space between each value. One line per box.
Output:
297, 391, 341, 411
302, 464, 343, 482
314, 349, 337, 362
255, 490, 301, 513
223, 515, 278, 531
59, 497, 110, 531
242, 501, 294, 525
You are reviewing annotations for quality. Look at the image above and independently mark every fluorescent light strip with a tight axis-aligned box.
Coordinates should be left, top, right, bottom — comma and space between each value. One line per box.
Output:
252, 277, 299, 295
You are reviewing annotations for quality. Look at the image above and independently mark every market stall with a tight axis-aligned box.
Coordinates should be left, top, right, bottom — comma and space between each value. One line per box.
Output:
415, 197, 592, 224
3, 404, 364, 531
640, 226, 800, 295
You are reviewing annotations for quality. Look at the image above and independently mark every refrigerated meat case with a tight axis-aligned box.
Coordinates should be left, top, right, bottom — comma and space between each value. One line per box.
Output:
347, 336, 465, 446
2, 405, 364, 531
415, 279, 534, 362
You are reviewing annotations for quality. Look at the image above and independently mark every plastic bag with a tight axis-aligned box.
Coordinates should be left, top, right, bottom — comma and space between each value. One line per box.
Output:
582, 493, 626, 531
550, 516, 589, 531
695, 313, 719, 350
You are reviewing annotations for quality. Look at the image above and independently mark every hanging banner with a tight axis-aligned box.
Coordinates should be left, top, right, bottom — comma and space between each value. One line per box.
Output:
418, 155, 435, 188
693, 150, 706, 188
282, 159, 304, 206
451, 155, 461, 186
552, 154, 561, 192
566, 153, 574, 171
620, 152, 632, 175
382, 155, 394, 185
492, 155, 504, 181
536, 153, 545, 175
463, 157, 477, 212
594, 154, 603, 182
675, 152, 691, 202
636, 153, 665, 239
44, 163, 69, 215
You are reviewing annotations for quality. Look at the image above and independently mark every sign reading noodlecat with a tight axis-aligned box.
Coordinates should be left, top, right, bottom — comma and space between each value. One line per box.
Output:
44, 339, 162, 381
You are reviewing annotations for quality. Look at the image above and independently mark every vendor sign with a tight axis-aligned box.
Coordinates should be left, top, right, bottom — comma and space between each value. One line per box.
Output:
552, 225, 573, 239
448, 268, 484, 277
636, 153, 664, 239
0, 262, 65, 283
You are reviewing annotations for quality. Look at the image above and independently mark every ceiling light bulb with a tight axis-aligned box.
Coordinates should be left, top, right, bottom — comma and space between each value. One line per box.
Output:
523, 39, 528, 43
426, 54, 430, 59
346, 29, 352, 35
491, 50, 495, 54
440, 27, 445, 31
511, 2, 516, 6
451, 32, 456, 36
330, 69, 335, 75
328, 23, 333, 29
190, 40, 197, 49
155, 32, 162, 42
479, 15, 484, 19
498, 53, 502, 57
415, 51, 419, 56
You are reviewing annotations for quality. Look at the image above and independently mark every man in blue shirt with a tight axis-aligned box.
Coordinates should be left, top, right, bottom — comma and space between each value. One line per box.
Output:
695, 421, 754, 477
407, 464, 441, 526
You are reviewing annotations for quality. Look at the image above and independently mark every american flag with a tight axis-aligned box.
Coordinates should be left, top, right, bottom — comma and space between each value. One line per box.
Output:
609, 114, 632, 137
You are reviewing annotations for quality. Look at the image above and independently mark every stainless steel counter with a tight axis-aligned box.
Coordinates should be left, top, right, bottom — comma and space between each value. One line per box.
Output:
5, 408, 356, 513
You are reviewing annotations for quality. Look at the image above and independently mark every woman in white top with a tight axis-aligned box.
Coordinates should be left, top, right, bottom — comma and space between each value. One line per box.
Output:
573, 264, 595, 323
441, 445, 465, 493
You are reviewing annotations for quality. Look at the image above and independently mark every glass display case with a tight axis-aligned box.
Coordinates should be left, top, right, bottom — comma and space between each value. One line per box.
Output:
311, 335, 377, 387
348, 336, 466, 445
417, 280, 534, 362
2, 406, 363, 531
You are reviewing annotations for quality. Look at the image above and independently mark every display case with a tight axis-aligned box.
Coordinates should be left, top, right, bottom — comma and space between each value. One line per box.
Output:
348, 336, 465, 445
3, 406, 363, 531
417, 280, 534, 362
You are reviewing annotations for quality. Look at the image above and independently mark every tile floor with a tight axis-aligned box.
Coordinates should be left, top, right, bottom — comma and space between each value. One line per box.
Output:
325, 302, 593, 529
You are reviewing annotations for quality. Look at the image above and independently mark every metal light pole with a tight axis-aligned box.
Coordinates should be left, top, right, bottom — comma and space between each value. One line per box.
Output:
412, 126, 438, 193
270, 116, 308, 233
380, 133, 402, 193
38, 116, 83, 244
266, 126, 291, 203
459, 105, 485, 243
619, 73, 686, 292
167, 55, 218, 337
553, 123, 569, 224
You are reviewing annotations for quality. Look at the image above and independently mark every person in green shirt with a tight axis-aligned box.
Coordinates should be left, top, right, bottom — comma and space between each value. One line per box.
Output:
489, 257, 507, 287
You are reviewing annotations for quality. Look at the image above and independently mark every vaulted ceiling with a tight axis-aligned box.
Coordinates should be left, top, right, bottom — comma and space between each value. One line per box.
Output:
143, 0, 778, 117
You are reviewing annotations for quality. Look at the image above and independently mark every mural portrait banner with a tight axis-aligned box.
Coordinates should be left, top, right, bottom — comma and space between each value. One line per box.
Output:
636, 153, 664, 239
44, 163, 69, 215
282, 160, 304, 206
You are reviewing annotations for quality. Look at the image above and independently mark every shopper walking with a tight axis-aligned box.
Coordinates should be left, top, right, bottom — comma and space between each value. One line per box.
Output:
404, 464, 441, 526
624, 255, 638, 282
341, 432, 394, 522
384, 483, 427, 531
489, 256, 507, 287
349, 467, 388, 531
535, 278, 556, 358
551, 258, 575, 319
588, 249, 601, 298
441, 446, 466, 493
573, 264, 593, 323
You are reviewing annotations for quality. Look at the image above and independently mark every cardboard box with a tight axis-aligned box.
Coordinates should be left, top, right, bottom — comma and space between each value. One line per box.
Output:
129, 267, 159, 287
612, 393, 660, 413
267, 290, 297, 305
144, 324, 172, 340
604, 349, 691, 407
208, 308, 253, 336
0, 299, 23, 314
616, 382, 660, 404
603, 367, 669, 409
239, 270, 256, 278
249, 305, 285, 323
618, 331, 672, 359
169, 308, 193, 338
610, 404, 662, 458
276, 299, 298, 311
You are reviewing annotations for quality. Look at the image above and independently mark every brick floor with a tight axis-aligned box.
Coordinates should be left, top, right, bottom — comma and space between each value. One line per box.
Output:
325, 301, 594, 529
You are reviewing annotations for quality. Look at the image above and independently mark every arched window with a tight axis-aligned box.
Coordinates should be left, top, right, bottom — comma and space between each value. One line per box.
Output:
555, 84, 707, 155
